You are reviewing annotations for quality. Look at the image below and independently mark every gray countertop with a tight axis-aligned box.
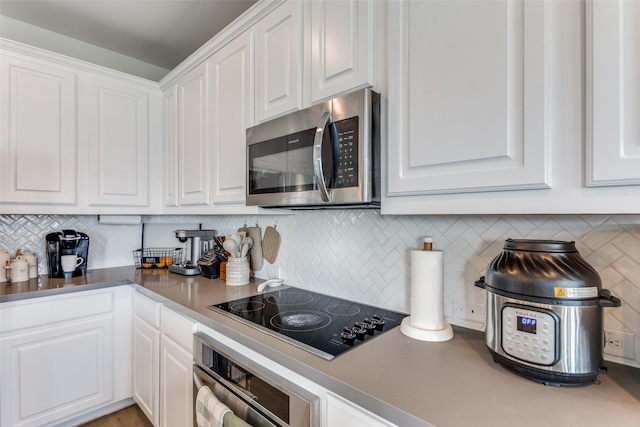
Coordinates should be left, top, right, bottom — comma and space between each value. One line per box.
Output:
2, 267, 639, 426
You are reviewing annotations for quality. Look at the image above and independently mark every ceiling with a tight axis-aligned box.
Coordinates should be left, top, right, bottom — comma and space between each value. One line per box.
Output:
0, 0, 258, 81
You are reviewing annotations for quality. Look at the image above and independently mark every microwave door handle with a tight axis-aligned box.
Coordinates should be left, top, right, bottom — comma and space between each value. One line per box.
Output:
313, 111, 337, 202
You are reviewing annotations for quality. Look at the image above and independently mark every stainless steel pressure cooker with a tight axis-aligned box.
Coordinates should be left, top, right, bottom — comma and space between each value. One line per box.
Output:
475, 239, 621, 386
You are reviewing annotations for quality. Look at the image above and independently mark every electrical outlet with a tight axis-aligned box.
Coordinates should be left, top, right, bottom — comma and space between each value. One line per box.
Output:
454, 300, 485, 324
604, 329, 636, 360
264, 264, 282, 279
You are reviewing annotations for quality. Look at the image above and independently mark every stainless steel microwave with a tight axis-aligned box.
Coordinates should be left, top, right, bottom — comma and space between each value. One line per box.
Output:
246, 88, 380, 208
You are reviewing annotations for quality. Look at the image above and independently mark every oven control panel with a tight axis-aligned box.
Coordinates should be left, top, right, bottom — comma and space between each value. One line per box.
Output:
501, 305, 559, 366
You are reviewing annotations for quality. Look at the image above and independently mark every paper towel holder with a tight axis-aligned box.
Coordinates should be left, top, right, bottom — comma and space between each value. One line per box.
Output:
400, 237, 454, 342
400, 318, 453, 341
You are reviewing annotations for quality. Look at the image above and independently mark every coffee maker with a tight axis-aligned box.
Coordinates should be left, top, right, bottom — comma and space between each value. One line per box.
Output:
46, 230, 89, 278
168, 229, 216, 276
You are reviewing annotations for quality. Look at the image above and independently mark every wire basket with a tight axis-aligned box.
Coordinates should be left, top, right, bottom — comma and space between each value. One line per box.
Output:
133, 248, 183, 269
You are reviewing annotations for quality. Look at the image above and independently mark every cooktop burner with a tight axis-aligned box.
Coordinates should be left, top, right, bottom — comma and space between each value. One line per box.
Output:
208, 287, 407, 360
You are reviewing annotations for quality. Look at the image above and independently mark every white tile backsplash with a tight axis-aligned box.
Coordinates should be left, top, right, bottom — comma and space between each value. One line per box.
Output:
1, 212, 638, 367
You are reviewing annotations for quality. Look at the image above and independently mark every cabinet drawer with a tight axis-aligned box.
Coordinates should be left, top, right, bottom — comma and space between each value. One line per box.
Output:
160, 306, 195, 350
133, 291, 161, 327
0, 289, 114, 334
327, 392, 397, 427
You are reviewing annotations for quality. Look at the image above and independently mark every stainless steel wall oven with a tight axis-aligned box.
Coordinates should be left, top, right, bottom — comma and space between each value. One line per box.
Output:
193, 333, 320, 427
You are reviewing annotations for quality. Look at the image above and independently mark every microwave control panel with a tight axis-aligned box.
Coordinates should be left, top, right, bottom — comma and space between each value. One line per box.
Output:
501, 305, 559, 366
333, 117, 359, 188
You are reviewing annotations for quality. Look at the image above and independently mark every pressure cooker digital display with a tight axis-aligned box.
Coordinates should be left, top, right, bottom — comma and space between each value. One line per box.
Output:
501, 304, 559, 366
517, 316, 537, 334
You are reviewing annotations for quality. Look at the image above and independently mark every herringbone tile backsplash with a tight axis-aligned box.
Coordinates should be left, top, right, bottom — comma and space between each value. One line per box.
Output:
1, 212, 638, 367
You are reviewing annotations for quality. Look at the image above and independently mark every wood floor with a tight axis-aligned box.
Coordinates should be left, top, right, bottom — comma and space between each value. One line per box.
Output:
79, 404, 153, 427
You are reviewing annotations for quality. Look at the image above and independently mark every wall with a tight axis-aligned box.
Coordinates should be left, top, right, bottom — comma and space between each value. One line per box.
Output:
1, 212, 638, 367
0, 16, 169, 81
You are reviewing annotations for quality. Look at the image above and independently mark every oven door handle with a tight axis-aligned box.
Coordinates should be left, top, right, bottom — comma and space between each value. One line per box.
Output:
193, 371, 204, 390
193, 366, 277, 427
313, 111, 338, 203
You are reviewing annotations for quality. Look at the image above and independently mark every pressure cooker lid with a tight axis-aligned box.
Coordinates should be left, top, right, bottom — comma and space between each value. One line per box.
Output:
484, 239, 602, 299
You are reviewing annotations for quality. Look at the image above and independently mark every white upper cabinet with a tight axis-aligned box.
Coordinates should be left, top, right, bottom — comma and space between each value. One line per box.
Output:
86, 77, 151, 207
1, 41, 163, 214
309, 0, 376, 102
0, 52, 77, 206
585, 0, 640, 187
163, 85, 179, 208
210, 32, 254, 206
387, 0, 550, 197
177, 61, 211, 207
255, 0, 303, 122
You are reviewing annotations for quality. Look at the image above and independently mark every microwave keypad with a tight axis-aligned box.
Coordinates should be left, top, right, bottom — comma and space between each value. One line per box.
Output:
334, 117, 359, 188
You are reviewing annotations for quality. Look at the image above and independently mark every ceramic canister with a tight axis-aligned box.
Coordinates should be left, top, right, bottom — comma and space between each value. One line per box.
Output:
225, 257, 250, 286
0, 250, 10, 282
6, 255, 29, 283
20, 250, 38, 278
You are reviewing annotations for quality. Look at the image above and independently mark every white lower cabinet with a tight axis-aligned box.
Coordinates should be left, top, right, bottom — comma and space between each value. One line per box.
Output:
132, 292, 161, 426
159, 334, 193, 427
0, 287, 132, 427
159, 306, 195, 427
132, 292, 195, 427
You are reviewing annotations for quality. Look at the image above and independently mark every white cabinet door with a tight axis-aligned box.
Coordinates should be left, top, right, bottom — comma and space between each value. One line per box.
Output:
159, 305, 195, 427
585, 0, 640, 187
1, 317, 114, 427
163, 84, 179, 208
0, 53, 77, 205
132, 316, 160, 426
86, 77, 151, 206
255, 0, 303, 122
0, 288, 131, 427
210, 32, 254, 205
177, 62, 211, 206
387, 0, 550, 196
159, 335, 193, 427
310, 0, 375, 102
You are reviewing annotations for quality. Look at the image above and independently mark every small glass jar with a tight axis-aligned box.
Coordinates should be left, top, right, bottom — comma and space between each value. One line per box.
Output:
225, 257, 249, 286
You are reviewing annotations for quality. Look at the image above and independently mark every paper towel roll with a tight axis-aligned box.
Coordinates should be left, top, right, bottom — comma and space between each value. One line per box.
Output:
401, 249, 453, 341
410, 249, 445, 330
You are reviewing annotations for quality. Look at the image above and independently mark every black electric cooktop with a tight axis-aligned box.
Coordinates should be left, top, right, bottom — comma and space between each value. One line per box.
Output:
208, 287, 407, 360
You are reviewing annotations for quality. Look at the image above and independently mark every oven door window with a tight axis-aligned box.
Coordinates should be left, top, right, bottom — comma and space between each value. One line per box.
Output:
248, 128, 317, 195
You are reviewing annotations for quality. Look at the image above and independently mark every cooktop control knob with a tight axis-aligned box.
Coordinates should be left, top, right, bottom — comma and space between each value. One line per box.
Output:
341, 327, 356, 345
362, 319, 375, 335
352, 323, 367, 340
370, 314, 386, 331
